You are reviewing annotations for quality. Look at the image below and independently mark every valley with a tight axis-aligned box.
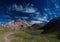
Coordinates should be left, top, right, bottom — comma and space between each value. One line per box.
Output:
0, 30, 59, 42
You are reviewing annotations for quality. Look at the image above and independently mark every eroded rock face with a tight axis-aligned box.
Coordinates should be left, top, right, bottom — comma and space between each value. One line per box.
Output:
3, 19, 32, 30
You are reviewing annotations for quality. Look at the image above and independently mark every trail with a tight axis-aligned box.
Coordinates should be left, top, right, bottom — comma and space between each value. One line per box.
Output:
4, 32, 14, 42
43, 36, 50, 42
1, 31, 50, 42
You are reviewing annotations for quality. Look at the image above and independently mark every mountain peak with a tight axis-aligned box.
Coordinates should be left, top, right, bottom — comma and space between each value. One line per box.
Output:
3, 19, 32, 30
40, 17, 60, 32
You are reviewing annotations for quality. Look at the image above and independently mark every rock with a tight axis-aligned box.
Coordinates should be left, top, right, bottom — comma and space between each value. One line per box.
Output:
3, 19, 32, 30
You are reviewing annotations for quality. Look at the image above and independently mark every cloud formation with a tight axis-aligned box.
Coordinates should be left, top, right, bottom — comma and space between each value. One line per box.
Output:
31, 20, 44, 24
31, 14, 49, 24
8, 3, 49, 23
8, 4, 39, 14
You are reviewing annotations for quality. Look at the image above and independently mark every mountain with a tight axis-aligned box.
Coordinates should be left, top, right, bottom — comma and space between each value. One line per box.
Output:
0, 24, 5, 30
28, 23, 46, 30
40, 17, 60, 34
3, 19, 32, 30
0, 19, 46, 30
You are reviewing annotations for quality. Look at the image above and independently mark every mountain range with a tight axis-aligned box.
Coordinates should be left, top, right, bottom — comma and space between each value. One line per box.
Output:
0, 19, 46, 30
40, 17, 60, 34
0, 19, 32, 30
1, 17, 60, 30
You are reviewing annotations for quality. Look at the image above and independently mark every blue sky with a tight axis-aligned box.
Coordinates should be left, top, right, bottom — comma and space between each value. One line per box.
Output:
0, 0, 60, 24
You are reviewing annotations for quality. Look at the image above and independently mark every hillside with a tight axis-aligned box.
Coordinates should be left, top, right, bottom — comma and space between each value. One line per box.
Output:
0, 19, 46, 30
28, 23, 46, 30
0, 30, 60, 42
0, 18, 60, 42
40, 17, 60, 34
2, 19, 32, 30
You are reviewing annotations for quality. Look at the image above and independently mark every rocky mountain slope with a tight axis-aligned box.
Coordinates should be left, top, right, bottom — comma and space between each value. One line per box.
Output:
40, 17, 60, 34
28, 23, 46, 30
0, 19, 46, 30
3, 19, 32, 30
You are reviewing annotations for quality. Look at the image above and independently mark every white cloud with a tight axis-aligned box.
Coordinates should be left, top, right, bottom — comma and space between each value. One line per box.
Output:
21, 17, 29, 19
44, 8, 50, 12
52, 11, 57, 17
33, 13, 49, 22
55, 4, 59, 9
4, 15, 10, 18
8, 3, 49, 24
31, 20, 44, 24
1, 15, 11, 19
31, 14, 49, 24
15, 16, 19, 19
8, 4, 40, 14
37, 18, 49, 22
24, 7, 37, 13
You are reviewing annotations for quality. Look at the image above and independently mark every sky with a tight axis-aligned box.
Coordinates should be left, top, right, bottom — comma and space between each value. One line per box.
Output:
0, 0, 60, 24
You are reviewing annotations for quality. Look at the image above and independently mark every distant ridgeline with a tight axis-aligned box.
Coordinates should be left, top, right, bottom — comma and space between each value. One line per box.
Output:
0, 19, 46, 30
1, 17, 60, 31
39, 17, 60, 39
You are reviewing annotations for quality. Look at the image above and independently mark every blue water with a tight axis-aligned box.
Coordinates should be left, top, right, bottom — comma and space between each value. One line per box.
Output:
29, 32, 41, 35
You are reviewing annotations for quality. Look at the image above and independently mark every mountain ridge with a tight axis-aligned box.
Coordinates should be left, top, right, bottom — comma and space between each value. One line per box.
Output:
0, 19, 46, 30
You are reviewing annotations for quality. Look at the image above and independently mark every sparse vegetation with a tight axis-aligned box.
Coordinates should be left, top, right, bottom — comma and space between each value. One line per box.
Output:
0, 30, 59, 42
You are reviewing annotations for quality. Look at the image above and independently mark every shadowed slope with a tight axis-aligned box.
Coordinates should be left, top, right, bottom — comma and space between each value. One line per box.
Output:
40, 17, 60, 34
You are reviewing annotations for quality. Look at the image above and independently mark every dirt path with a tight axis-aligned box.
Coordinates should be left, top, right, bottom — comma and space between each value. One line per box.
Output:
4, 32, 14, 42
43, 36, 50, 42
0, 31, 50, 42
